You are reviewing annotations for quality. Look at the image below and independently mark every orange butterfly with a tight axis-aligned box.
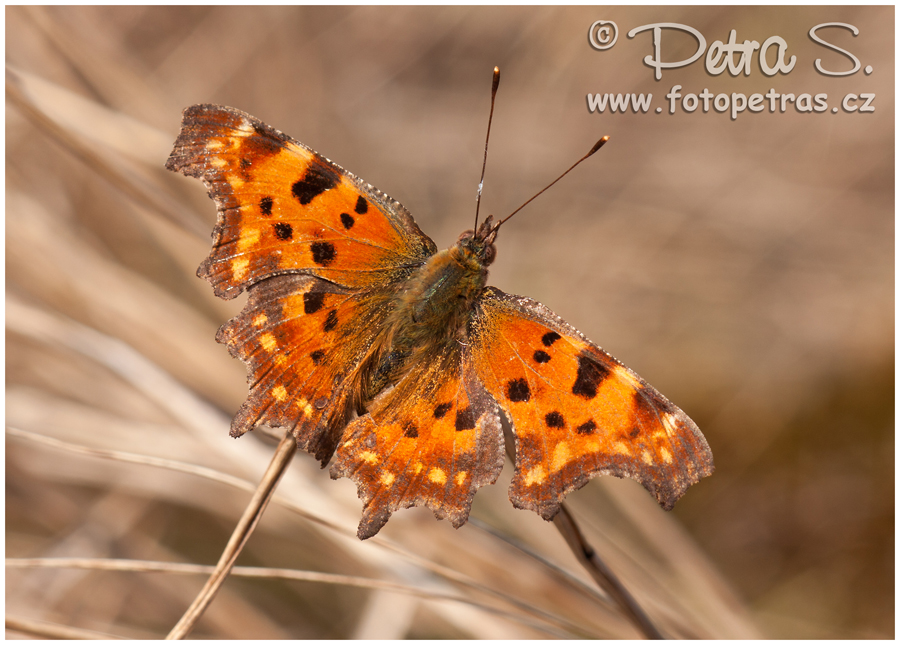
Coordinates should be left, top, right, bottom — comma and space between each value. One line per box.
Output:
167, 101, 713, 540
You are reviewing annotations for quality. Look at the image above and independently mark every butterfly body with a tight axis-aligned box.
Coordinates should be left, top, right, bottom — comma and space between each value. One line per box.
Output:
346, 218, 496, 409
167, 104, 713, 539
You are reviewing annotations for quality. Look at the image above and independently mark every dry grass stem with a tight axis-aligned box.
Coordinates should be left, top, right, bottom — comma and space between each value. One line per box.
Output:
503, 436, 661, 638
554, 504, 663, 638
7, 427, 606, 637
165, 432, 298, 639
6, 65, 209, 239
5, 616, 123, 640
6, 558, 578, 638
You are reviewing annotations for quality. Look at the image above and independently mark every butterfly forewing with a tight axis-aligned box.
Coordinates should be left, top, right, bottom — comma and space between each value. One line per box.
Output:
469, 287, 714, 519
166, 104, 436, 299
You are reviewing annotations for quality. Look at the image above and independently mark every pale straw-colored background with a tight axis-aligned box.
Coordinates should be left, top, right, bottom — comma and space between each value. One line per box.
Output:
6, 6, 893, 638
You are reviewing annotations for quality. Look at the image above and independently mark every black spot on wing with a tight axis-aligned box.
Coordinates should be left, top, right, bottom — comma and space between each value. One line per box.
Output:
542, 331, 561, 346
303, 291, 325, 314
311, 241, 336, 266
533, 350, 551, 364
355, 196, 368, 214
340, 212, 355, 229
323, 309, 338, 332
310, 349, 325, 365
572, 355, 610, 399
403, 422, 418, 439
433, 402, 452, 419
545, 411, 565, 428
507, 378, 531, 402
273, 222, 293, 240
243, 122, 286, 156
292, 164, 340, 205
576, 419, 597, 435
260, 196, 274, 215
455, 406, 476, 431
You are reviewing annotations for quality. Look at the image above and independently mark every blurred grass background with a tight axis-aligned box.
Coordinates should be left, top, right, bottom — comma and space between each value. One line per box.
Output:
6, 5, 892, 639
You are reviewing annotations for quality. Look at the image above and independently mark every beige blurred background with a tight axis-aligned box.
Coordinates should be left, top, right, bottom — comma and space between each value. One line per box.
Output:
6, 6, 892, 639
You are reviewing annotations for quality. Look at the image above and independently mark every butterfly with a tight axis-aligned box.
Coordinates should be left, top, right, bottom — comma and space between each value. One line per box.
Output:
166, 101, 713, 540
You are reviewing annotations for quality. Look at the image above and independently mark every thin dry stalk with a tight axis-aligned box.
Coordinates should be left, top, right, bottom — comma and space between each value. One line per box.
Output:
6, 426, 253, 493
5, 616, 122, 640
6, 558, 574, 638
554, 504, 664, 639
165, 431, 297, 639
6, 427, 603, 638
503, 440, 662, 638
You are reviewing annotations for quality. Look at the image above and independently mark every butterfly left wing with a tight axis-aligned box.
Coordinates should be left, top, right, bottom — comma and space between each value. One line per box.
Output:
331, 343, 505, 539
167, 105, 440, 462
468, 287, 713, 520
167, 104, 437, 299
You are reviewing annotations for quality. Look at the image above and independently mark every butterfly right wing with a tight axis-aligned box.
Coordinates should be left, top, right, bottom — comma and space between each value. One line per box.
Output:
468, 287, 713, 520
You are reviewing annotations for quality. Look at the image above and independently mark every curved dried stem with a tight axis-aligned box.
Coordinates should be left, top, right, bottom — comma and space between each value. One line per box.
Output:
554, 504, 664, 639
165, 431, 297, 639
503, 439, 662, 639
6, 616, 123, 640
7, 557, 574, 638
6, 426, 254, 492
468, 517, 609, 605
7, 426, 599, 637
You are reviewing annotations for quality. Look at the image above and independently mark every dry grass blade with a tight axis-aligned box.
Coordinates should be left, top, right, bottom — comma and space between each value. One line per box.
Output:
6, 427, 601, 637
7, 426, 254, 493
501, 438, 661, 639
4, 556, 522, 601
6, 558, 574, 638
6, 616, 123, 640
6, 65, 209, 239
166, 432, 297, 639
468, 517, 609, 604
554, 504, 663, 639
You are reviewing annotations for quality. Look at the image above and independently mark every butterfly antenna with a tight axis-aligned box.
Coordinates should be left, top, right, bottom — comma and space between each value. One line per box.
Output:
474, 66, 501, 233
491, 135, 610, 234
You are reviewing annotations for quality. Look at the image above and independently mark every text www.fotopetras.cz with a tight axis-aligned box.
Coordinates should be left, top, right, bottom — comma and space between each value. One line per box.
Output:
587, 86, 875, 120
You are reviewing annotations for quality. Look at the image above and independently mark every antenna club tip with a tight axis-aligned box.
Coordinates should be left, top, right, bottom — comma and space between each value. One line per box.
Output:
491, 67, 500, 91
589, 135, 610, 155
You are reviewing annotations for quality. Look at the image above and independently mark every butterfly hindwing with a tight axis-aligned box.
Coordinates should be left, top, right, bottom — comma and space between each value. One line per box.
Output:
217, 273, 399, 464
331, 344, 505, 539
469, 287, 714, 520
166, 104, 437, 299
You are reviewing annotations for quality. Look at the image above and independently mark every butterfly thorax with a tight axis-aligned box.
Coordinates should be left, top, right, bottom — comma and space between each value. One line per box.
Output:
357, 220, 497, 405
